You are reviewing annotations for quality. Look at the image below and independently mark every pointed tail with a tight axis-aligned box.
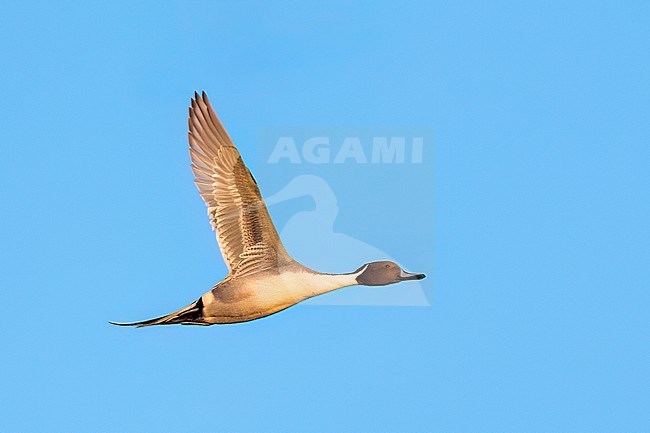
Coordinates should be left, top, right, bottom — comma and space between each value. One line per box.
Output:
110, 297, 206, 327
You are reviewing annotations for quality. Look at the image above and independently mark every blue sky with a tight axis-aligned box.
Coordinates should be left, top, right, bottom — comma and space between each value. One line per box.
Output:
0, 1, 648, 432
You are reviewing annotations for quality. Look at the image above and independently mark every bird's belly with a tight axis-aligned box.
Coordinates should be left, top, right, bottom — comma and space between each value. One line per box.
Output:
201, 273, 315, 324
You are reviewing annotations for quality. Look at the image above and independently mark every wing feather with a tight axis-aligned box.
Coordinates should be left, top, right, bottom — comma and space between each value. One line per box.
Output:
188, 92, 291, 277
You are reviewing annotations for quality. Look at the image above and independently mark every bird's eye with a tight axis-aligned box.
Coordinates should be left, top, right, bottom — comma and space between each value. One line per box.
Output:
385, 264, 391, 268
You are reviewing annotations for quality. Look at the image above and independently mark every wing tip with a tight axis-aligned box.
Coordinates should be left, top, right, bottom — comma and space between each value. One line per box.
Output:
191, 90, 208, 102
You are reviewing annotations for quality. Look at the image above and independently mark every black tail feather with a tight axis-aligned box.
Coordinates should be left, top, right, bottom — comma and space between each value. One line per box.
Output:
110, 297, 205, 327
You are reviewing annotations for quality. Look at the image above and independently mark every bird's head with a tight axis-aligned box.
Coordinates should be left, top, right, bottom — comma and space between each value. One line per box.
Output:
354, 261, 425, 286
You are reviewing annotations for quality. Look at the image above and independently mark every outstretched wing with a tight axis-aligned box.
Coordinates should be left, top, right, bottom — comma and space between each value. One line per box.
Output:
188, 92, 291, 277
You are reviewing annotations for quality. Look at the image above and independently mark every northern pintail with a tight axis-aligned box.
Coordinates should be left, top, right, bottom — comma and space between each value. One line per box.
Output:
111, 92, 425, 326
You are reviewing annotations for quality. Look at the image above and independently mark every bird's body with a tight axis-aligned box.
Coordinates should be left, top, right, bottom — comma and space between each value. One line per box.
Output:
201, 265, 359, 324
111, 92, 424, 327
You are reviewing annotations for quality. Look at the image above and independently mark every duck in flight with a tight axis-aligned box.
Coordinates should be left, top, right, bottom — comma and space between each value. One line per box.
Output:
111, 92, 425, 327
